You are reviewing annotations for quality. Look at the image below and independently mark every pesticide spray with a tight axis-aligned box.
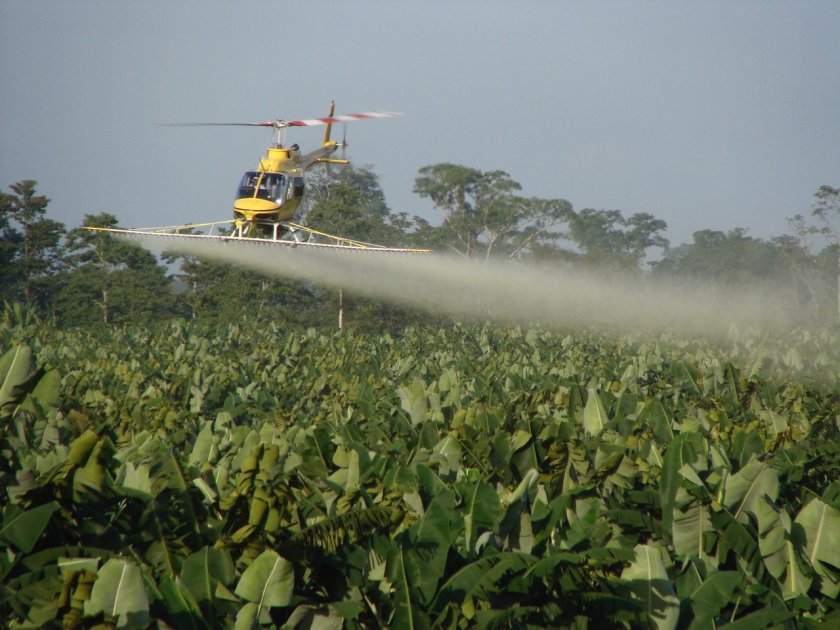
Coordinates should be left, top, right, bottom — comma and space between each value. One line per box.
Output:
129, 235, 796, 337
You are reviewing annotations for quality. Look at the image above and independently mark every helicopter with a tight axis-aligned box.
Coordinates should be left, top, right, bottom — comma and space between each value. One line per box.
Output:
87, 102, 430, 254
208, 101, 400, 237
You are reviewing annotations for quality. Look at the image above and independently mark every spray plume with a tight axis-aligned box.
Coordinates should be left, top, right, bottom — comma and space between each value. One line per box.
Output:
131, 235, 794, 336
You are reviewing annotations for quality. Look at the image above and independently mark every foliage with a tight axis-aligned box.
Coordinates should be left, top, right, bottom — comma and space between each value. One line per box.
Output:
304, 166, 407, 247
4, 177, 839, 330
171, 256, 326, 328
1, 315, 839, 627
0, 180, 66, 310
412, 164, 669, 268
55, 213, 175, 326
413, 163, 572, 260
655, 228, 784, 285
566, 208, 669, 268
811, 185, 840, 319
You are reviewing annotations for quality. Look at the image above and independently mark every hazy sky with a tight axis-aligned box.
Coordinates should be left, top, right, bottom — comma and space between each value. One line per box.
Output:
2, 1, 839, 249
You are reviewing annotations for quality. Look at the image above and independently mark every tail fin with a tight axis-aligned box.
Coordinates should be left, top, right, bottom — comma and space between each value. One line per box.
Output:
322, 100, 336, 145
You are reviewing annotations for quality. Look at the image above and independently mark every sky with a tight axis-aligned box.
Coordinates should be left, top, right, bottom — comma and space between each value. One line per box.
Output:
2, 0, 839, 250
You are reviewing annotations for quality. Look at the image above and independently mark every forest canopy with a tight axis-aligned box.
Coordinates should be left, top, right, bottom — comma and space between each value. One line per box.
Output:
1, 168, 838, 330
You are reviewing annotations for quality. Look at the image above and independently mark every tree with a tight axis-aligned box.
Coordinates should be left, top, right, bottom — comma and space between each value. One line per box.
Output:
566, 209, 668, 269
811, 185, 840, 319
413, 163, 482, 256
653, 228, 790, 294
301, 165, 430, 331
771, 215, 835, 318
413, 163, 571, 260
304, 166, 407, 245
623, 212, 670, 262
55, 213, 174, 326
0, 180, 66, 310
170, 253, 325, 328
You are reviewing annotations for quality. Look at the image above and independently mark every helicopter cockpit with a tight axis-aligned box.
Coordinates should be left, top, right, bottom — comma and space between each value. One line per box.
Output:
236, 171, 306, 207
238, 171, 285, 203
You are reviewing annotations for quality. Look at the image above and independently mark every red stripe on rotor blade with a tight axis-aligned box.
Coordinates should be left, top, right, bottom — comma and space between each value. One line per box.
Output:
287, 112, 400, 126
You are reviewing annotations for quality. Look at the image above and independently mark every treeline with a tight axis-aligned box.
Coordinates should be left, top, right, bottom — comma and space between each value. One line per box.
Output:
2, 168, 839, 330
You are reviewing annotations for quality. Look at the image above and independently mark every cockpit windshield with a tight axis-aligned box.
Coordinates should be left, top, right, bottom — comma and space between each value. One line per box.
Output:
237, 171, 287, 203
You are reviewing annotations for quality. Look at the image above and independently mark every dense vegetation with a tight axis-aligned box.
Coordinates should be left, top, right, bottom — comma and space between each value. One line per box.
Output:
2, 170, 839, 627
2, 171, 839, 330
1, 308, 839, 628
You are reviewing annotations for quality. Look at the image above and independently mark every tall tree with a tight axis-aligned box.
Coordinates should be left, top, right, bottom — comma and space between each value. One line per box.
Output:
566, 208, 668, 268
0, 180, 66, 309
771, 215, 834, 318
413, 163, 482, 256
413, 163, 571, 259
56, 213, 173, 326
304, 166, 407, 245
811, 185, 840, 318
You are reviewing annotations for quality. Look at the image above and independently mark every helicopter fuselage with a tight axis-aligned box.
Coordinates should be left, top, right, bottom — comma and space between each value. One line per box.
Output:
232, 142, 346, 224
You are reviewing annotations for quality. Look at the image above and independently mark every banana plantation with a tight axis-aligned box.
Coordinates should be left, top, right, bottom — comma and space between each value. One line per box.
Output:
1, 309, 839, 628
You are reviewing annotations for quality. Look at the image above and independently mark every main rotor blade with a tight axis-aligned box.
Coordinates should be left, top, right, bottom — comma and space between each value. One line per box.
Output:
286, 111, 402, 127
159, 122, 275, 127
160, 111, 401, 129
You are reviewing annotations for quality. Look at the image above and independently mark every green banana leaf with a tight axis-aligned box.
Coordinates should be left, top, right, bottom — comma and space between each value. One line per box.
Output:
795, 497, 840, 598
234, 550, 294, 623
387, 546, 432, 630
724, 460, 779, 525
583, 388, 609, 436
620, 543, 679, 630
0, 344, 33, 414
672, 499, 713, 566
461, 480, 503, 555
676, 560, 741, 629
84, 558, 150, 629
0, 501, 58, 553
180, 546, 235, 622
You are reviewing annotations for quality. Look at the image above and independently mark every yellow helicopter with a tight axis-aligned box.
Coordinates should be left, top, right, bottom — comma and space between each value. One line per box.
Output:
171, 101, 401, 239
88, 102, 428, 254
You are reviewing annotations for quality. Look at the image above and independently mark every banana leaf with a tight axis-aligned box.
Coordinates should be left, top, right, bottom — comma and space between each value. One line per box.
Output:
401, 490, 455, 604
672, 499, 713, 567
582, 388, 609, 437
0, 501, 58, 553
0, 344, 33, 415
620, 543, 679, 630
461, 480, 503, 556
429, 552, 533, 622
234, 549, 293, 623
723, 460, 779, 525
84, 558, 150, 629
387, 546, 432, 630
180, 546, 235, 622
795, 497, 840, 598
